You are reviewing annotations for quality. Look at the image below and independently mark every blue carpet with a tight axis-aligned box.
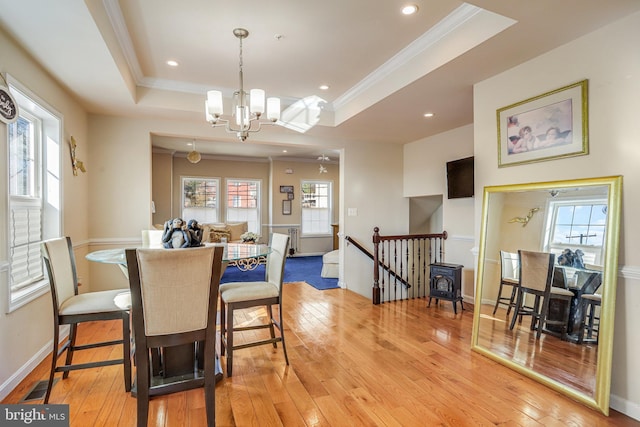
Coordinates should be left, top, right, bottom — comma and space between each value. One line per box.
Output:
221, 255, 339, 290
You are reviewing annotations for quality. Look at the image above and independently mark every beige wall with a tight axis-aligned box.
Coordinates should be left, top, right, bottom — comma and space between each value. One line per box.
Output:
341, 142, 407, 296
151, 151, 173, 224
403, 124, 476, 298
270, 159, 339, 254
474, 11, 640, 418
150, 155, 339, 254
0, 28, 90, 398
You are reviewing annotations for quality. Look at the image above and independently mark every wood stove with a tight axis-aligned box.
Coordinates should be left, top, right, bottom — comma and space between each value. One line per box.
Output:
428, 263, 464, 313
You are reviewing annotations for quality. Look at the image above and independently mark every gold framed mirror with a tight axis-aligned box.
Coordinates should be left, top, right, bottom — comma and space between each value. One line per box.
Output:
471, 176, 622, 415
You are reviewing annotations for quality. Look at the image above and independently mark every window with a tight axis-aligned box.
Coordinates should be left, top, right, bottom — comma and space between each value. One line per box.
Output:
7, 77, 61, 311
182, 177, 219, 223
301, 180, 332, 235
543, 198, 608, 265
226, 179, 260, 233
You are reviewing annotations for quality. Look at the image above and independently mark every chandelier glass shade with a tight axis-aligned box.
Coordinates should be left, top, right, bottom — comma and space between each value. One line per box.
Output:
205, 28, 280, 141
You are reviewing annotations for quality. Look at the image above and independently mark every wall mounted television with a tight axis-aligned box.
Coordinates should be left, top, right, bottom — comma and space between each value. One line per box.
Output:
446, 156, 474, 199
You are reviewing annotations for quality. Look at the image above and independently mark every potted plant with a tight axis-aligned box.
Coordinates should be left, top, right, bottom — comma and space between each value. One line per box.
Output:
240, 231, 259, 243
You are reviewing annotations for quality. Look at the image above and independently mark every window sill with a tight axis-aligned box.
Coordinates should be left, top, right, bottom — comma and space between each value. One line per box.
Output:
8, 279, 49, 313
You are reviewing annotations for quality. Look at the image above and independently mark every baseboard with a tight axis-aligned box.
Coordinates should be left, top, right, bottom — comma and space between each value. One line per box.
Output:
610, 393, 640, 421
0, 341, 52, 401
0, 327, 68, 401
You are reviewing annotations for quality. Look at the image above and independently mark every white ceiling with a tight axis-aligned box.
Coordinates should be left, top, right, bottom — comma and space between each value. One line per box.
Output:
1, 0, 638, 161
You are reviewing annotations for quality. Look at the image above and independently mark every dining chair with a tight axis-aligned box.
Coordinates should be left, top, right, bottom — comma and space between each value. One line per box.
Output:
41, 236, 132, 403
552, 266, 568, 288
125, 245, 224, 427
576, 286, 602, 344
219, 233, 290, 377
492, 251, 519, 315
141, 229, 164, 248
509, 250, 573, 340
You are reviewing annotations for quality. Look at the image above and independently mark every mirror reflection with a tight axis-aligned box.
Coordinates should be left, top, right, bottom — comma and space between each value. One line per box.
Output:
472, 176, 622, 415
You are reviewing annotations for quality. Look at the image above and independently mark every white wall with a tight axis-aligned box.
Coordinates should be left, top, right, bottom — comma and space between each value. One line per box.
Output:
474, 11, 640, 419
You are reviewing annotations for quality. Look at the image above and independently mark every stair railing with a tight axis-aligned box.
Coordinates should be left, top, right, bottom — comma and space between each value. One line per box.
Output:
372, 227, 447, 304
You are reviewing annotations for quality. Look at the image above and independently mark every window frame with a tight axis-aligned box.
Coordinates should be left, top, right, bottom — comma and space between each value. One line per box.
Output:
6, 75, 62, 312
542, 195, 608, 266
180, 176, 220, 224
225, 178, 261, 234
300, 179, 332, 237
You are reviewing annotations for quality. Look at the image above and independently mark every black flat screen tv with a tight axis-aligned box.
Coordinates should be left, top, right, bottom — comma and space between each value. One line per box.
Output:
446, 156, 474, 199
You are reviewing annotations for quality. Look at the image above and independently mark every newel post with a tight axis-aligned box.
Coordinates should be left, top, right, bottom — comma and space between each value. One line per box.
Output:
372, 227, 381, 305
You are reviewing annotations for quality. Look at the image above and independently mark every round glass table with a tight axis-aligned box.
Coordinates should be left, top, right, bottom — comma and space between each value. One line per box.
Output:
86, 242, 271, 267
85, 242, 271, 383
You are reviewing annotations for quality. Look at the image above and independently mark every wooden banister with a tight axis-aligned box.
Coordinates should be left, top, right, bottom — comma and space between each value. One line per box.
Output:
345, 235, 411, 291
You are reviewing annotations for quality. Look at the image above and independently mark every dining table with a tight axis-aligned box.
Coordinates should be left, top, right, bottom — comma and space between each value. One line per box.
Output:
86, 242, 272, 385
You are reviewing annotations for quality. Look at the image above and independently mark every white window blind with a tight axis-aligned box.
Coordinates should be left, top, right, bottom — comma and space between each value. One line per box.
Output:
10, 198, 44, 291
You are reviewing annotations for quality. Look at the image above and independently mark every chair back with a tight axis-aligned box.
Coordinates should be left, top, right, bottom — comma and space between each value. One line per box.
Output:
265, 233, 290, 291
141, 229, 164, 248
552, 266, 567, 288
518, 250, 555, 293
127, 246, 223, 337
500, 251, 519, 281
42, 237, 78, 310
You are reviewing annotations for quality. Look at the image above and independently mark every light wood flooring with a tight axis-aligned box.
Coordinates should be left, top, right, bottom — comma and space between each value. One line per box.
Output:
3, 282, 638, 426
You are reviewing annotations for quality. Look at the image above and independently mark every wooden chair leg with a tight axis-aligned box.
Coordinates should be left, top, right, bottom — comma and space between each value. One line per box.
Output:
136, 347, 150, 427
204, 345, 216, 427
219, 301, 227, 357
226, 303, 234, 377
44, 323, 61, 403
266, 305, 277, 348
278, 302, 289, 366
62, 323, 77, 379
492, 283, 504, 315
122, 312, 132, 392
506, 286, 517, 316
509, 290, 523, 330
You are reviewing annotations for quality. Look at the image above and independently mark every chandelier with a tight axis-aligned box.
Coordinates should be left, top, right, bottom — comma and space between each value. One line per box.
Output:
205, 28, 280, 142
187, 140, 201, 164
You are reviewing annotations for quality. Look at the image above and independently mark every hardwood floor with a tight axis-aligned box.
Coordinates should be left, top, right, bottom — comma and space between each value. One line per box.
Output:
3, 282, 638, 426
476, 303, 597, 396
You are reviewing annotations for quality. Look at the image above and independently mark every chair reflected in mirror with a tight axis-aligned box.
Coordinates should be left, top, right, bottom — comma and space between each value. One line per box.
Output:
577, 287, 602, 344
493, 251, 520, 316
509, 250, 574, 340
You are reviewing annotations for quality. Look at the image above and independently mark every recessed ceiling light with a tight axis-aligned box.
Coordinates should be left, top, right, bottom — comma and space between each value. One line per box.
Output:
282, 149, 288, 153
167, 60, 179, 67
319, 85, 329, 90
402, 4, 418, 15
423, 112, 434, 118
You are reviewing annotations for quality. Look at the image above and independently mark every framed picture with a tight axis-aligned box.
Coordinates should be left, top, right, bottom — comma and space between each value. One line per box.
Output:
287, 192, 294, 200
497, 80, 588, 168
282, 200, 292, 215
279, 185, 293, 193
